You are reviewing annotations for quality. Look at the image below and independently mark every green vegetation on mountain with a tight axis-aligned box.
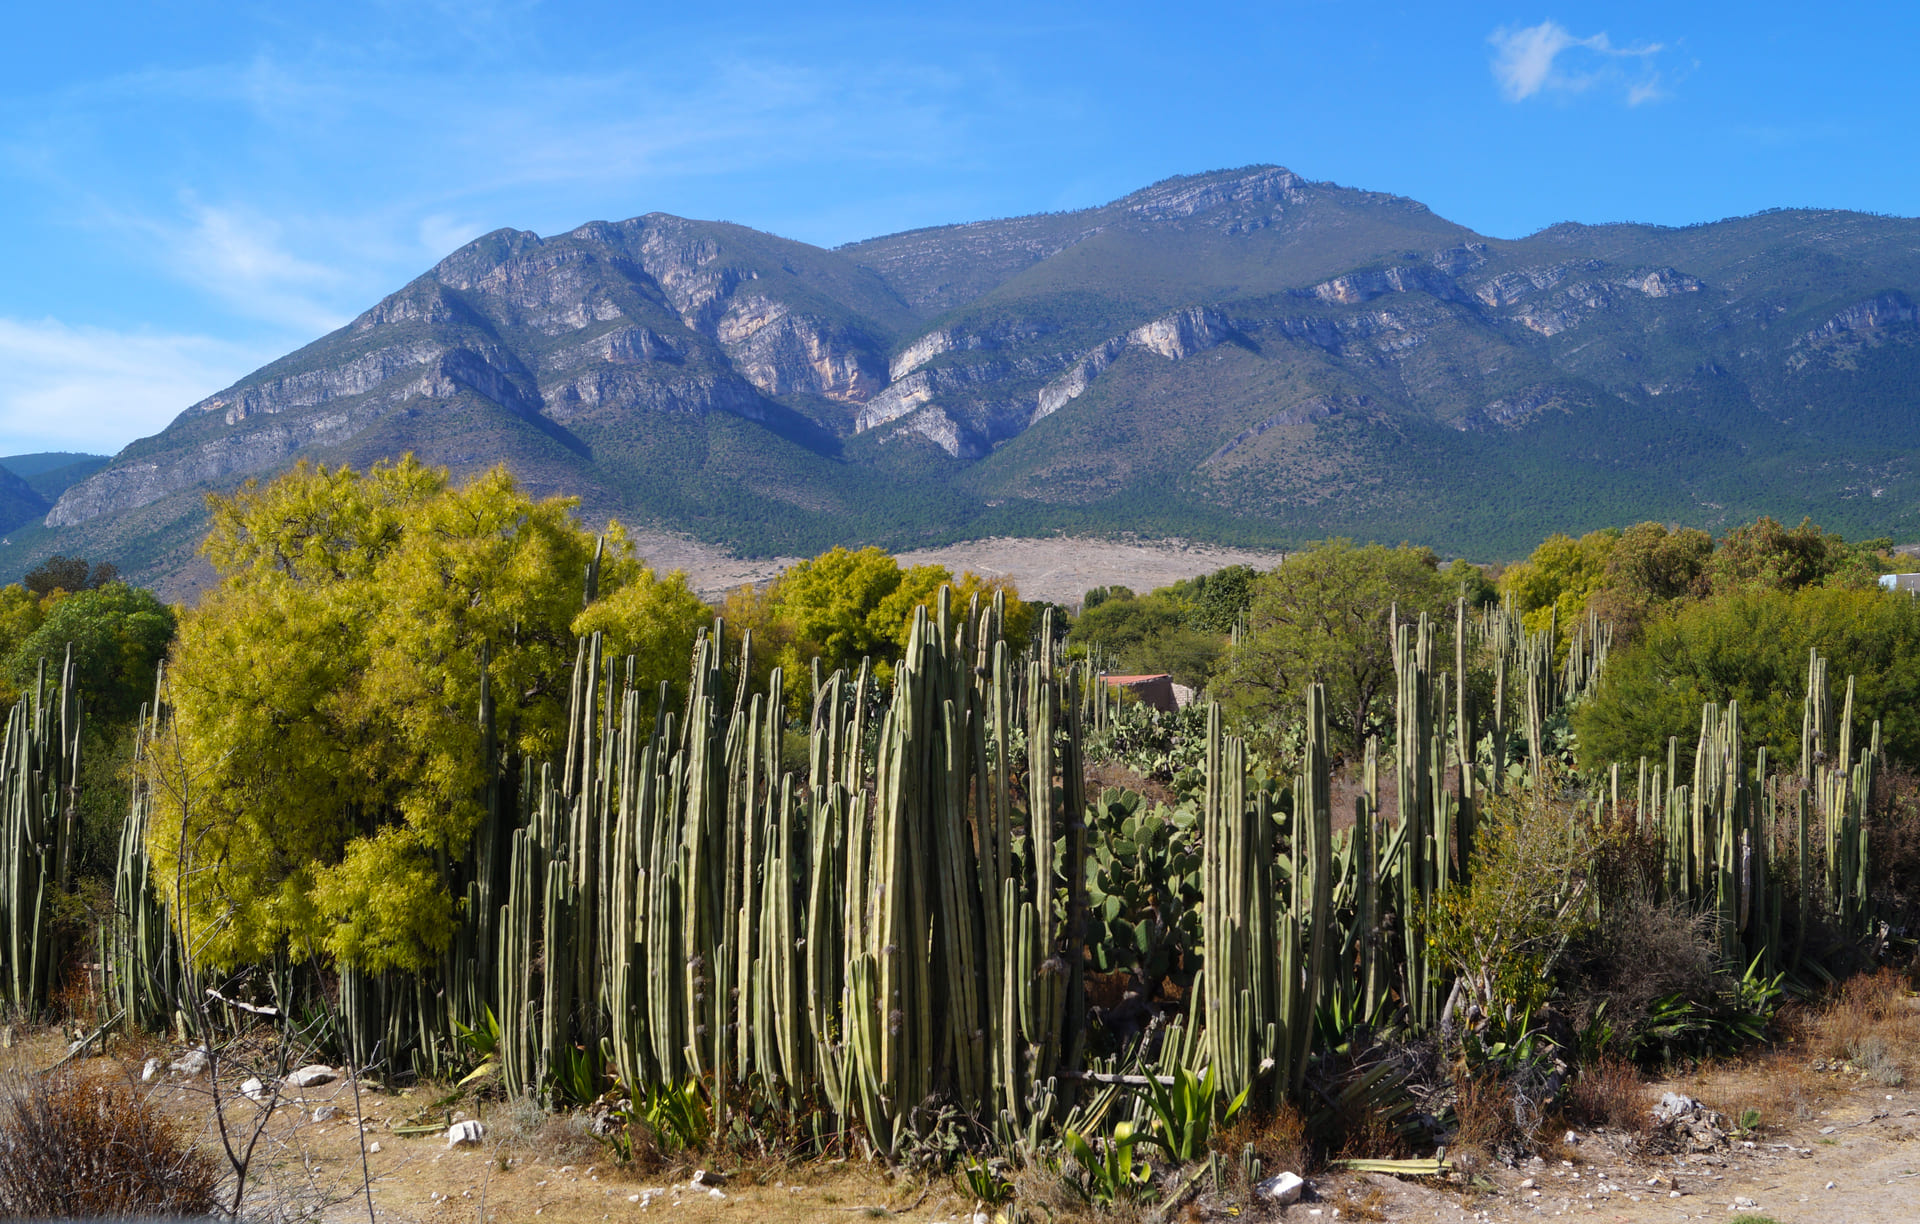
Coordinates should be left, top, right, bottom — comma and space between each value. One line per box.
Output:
11, 167, 1920, 591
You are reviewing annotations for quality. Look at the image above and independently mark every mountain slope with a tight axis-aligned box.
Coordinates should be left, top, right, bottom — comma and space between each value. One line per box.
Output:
16, 167, 1920, 589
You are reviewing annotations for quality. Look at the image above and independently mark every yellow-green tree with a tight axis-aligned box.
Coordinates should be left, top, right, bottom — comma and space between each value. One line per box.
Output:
769, 546, 1029, 686
1498, 528, 1620, 636
146, 457, 710, 971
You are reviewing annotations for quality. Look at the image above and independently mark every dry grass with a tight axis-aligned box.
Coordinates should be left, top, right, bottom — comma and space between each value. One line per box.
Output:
1213, 1101, 1309, 1177
1815, 968, 1916, 1086
1567, 1057, 1651, 1135
1448, 1068, 1518, 1160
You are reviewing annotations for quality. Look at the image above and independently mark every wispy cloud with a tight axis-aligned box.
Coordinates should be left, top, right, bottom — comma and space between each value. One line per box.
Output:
1488, 21, 1674, 106
0, 318, 267, 455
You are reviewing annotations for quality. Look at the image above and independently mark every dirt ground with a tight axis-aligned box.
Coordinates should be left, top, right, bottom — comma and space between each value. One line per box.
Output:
624, 530, 1286, 604
9, 988, 1916, 1224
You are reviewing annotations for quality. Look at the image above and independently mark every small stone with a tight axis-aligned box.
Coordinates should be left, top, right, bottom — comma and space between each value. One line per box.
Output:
447, 1119, 485, 1148
170, 1047, 210, 1077
369, 1142, 383, 1154
1820, 1126, 1837, 1134
285, 1064, 337, 1088
1520, 1178, 1536, 1189
1734, 1196, 1758, 1209
1826, 1181, 1836, 1190
141, 1057, 162, 1083
629, 1195, 641, 1203
706, 1188, 725, 1200
1254, 1171, 1305, 1205
1563, 1129, 1580, 1145
240, 1077, 270, 1102
313, 1105, 341, 1123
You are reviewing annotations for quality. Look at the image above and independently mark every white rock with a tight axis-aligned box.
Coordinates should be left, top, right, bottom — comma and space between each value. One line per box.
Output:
170, 1047, 210, 1077
141, 1057, 162, 1083
285, 1064, 337, 1088
313, 1105, 341, 1123
1255, 1171, 1305, 1205
1563, 1129, 1580, 1145
1519, 1178, 1536, 1189
240, 1077, 270, 1102
1652, 1093, 1700, 1124
447, 1119, 485, 1148
369, 1142, 383, 1154
706, 1188, 725, 1201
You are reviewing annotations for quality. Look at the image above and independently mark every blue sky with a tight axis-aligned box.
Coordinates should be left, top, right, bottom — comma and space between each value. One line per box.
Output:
2, 1, 1914, 456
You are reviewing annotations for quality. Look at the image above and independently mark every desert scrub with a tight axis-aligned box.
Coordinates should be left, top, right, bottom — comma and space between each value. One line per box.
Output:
0, 1069, 219, 1218
1430, 787, 1595, 1028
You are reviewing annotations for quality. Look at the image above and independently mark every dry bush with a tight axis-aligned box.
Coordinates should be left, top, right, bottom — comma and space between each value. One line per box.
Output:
0, 1068, 220, 1218
1816, 968, 1915, 1086
1566, 1057, 1650, 1134
1447, 1069, 1518, 1159
1566, 871, 1721, 1060
1870, 765, 1920, 928
1213, 1101, 1310, 1178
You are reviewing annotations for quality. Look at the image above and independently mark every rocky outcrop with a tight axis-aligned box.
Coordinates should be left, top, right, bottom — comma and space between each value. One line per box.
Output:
713, 296, 884, 402
889, 328, 988, 381
1123, 166, 1307, 220
205, 341, 447, 425
542, 370, 767, 424
1459, 386, 1570, 431
46, 406, 376, 526
1805, 291, 1917, 342
49, 343, 546, 525
1031, 307, 1232, 425
1310, 266, 1462, 306
1203, 396, 1361, 464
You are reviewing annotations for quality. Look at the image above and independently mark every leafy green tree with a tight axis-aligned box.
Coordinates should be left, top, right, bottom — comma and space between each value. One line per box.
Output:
4, 583, 176, 724
23, 555, 117, 598
770, 546, 910, 677
1443, 558, 1499, 608
1587, 522, 1714, 641
1163, 565, 1260, 634
1709, 516, 1883, 595
1216, 541, 1453, 751
146, 457, 713, 971
1573, 585, 1920, 775
1070, 590, 1225, 687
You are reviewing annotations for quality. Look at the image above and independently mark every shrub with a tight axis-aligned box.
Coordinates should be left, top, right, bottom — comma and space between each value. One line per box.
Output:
1567, 1057, 1650, 1134
0, 1069, 220, 1218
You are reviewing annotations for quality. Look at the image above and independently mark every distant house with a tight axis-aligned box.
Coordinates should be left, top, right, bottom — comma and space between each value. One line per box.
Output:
1878, 573, 1920, 593
1102, 673, 1180, 712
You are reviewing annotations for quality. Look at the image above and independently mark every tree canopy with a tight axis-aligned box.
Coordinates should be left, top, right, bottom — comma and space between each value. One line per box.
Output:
1573, 585, 1920, 775
766, 545, 1030, 686
1216, 541, 1454, 751
146, 458, 711, 971
5, 584, 175, 724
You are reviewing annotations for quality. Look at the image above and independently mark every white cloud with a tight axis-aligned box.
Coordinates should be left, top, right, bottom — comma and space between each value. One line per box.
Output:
1489, 21, 1670, 105
0, 318, 269, 455
143, 198, 355, 334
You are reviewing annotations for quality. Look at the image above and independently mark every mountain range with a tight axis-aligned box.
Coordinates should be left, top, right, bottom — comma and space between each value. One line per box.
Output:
10, 165, 1920, 592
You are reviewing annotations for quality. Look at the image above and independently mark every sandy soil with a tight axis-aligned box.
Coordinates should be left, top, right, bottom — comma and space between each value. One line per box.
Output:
625, 530, 1285, 604
12, 993, 1916, 1223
